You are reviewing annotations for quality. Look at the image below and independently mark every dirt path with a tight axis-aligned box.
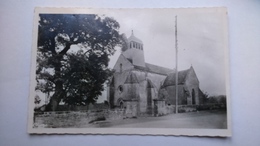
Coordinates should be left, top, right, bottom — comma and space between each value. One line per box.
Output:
85, 110, 227, 129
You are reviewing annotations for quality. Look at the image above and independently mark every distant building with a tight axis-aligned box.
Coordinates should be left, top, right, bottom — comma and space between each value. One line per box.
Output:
107, 31, 201, 114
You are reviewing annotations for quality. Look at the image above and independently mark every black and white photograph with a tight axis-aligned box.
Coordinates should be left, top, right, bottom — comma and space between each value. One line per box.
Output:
28, 8, 231, 136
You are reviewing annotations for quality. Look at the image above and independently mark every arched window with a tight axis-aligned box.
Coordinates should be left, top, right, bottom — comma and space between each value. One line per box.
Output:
120, 63, 122, 73
192, 89, 196, 105
117, 98, 124, 109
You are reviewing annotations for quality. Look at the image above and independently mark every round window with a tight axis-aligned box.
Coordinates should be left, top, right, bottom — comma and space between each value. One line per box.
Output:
118, 85, 123, 93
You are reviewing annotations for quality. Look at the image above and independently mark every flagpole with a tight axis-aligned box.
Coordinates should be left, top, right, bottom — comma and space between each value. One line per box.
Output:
175, 15, 178, 114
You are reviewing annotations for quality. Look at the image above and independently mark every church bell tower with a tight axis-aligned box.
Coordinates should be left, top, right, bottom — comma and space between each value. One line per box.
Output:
122, 31, 146, 67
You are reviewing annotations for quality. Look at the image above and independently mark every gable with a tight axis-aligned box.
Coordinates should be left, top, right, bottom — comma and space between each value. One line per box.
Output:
185, 66, 199, 85
113, 54, 134, 73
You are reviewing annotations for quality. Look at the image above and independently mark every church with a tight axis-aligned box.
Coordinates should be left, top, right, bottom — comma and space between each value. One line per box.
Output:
107, 31, 201, 115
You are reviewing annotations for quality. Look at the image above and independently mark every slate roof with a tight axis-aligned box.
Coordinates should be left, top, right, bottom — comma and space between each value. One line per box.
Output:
162, 68, 190, 87
134, 63, 174, 76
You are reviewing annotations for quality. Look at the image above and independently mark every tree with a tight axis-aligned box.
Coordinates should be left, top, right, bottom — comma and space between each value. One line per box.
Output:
36, 14, 123, 111
207, 96, 218, 104
34, 95, 41, 104
219, 95, 226, 105
201, 90, 209, 104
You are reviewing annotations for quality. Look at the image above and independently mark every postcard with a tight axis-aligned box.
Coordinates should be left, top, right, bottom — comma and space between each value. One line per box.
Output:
28, 7, 231, 136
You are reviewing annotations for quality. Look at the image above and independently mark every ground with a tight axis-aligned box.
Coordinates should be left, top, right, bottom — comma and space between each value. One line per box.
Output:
86, 110, 227, 129
34, 110, 227, 129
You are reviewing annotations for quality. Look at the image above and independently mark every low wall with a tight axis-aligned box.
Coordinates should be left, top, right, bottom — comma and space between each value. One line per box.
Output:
178, 105, 197, 113
34, 109, 126, 128
166, 105, 175, 114
165, 105, 198, 114
153, 99, 166, 117
124, 100, 138, 118
34, 104, 201, 128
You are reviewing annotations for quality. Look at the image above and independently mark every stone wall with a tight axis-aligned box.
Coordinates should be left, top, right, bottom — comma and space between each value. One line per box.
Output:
178, 105, 197, 113
153, 99, 166, 116
113, 54, 135, 73
165, 105, 198, 114
184, 67, 200, 105
164, 85, 188, 105
34, 109, 126, 128
166, 105, 175, 114
110, 67, 168, 112
34, 104, 199, 128
112, 71, 131, 106
124, 100, 138, 118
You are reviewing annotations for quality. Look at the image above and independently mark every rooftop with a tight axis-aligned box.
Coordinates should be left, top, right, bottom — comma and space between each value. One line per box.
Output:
128, 31, 143, 44
162, 68, 191, 87
134, 63, 174, 76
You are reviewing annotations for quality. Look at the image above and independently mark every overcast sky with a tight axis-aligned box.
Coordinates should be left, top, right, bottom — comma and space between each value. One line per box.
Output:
96, 8, 228, 102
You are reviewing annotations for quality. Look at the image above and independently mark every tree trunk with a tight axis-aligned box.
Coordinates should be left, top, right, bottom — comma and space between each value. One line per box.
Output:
46, 55, 64, 111
46, 97, 58, 111
46, 45, 71, 111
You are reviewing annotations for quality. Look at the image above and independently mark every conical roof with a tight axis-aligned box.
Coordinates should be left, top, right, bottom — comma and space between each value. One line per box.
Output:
128, 31, 143, 44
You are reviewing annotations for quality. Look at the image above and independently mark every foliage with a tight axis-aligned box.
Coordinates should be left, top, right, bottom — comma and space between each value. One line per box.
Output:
36, 14, 123, 111
200, 90, 209, 104
34, 95, 41, 104
207, 95, 226, 104
120, 33, 128, 52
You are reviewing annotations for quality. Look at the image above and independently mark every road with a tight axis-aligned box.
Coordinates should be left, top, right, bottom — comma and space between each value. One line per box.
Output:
87, 110, 227, 129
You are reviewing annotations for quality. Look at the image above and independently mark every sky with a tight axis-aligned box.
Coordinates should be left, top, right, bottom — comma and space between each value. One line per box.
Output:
95, 8, 229, 102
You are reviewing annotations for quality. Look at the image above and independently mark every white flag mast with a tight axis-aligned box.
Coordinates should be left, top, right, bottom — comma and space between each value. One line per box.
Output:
175, 15, 178, 114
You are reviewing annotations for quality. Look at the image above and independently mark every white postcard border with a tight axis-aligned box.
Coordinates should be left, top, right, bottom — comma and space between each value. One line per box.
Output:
28, 7, 232, 137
